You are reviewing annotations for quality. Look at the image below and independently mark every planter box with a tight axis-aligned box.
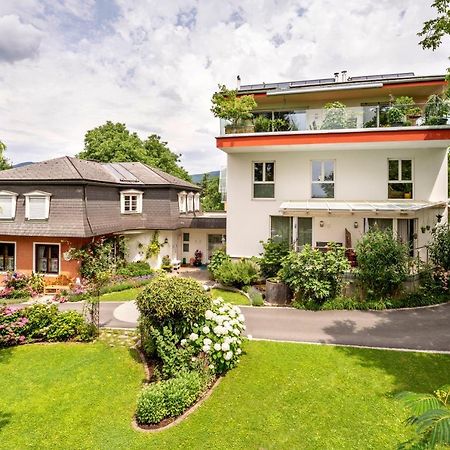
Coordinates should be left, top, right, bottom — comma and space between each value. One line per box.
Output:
265, 280, 292, 306
225, 124, 255, 134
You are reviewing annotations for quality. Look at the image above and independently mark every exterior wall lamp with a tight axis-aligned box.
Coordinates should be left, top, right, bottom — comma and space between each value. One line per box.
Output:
436, 214, 443, 223
353, 221, 359, 229
319, 220, 324, 228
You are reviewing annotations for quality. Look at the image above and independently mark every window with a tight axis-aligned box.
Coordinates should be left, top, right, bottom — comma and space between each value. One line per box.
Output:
367, 218, 393, 232
253, 162, 275, 198
120, 190, 143, 214
183, 233, 189, 253
0, 191, 18, 219
35, 244, 59, 274
270, 216, 292, 243
0, 243, 15, 271
24, 191, 51, 220
297, 218, 313, 248
178, 191, 187, 213
388, 159, 413, 199
187, 192, 194, 212
311, 160, 335, 198
194, 193, 200, 211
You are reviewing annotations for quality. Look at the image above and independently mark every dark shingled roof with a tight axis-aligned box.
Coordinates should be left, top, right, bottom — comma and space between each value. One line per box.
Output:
0, 156, 199, 190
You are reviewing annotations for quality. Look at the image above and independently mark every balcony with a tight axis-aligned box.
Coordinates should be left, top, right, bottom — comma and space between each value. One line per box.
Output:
216, 103, 450, 151
219, 104, 449, 135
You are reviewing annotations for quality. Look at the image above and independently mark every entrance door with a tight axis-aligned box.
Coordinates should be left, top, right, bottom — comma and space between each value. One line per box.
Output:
297, 217, 313, 249
397, 219, 416, 256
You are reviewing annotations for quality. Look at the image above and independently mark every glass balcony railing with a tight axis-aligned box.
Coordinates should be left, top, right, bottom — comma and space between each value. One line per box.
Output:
219, 103, 449, 135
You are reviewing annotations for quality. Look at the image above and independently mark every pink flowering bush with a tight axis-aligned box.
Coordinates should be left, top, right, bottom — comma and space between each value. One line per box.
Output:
0, 305, 28, 347
0, 272, 40, 299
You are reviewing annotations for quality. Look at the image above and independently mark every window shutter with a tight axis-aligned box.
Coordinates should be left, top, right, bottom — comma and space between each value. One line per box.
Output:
28, 197, 47, 219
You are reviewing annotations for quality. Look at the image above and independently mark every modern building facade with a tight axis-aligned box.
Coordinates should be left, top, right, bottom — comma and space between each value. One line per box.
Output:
0, 157, 225, 279
216, 72, 450, 259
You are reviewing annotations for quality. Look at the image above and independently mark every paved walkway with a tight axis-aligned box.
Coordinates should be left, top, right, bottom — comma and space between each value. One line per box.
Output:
59, 301, 450, 352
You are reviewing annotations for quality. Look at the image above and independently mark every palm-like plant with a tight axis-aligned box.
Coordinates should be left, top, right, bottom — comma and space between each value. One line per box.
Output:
396, 384, 450, 449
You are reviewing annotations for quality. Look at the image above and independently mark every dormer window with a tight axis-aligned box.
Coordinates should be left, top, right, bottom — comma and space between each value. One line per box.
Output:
24, 191, 51, 220
120, 190, 143, 214
0, 191, 18, 220
187, 192, 194, 212
194, 193, 200, 211
178, 191, 187, 213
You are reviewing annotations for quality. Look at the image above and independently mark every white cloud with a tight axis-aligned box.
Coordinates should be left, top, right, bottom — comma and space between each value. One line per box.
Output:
0, 14, 43, 62
0, 0, 448, 173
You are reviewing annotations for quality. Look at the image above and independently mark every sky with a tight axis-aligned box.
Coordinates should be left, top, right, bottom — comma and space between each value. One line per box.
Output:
0, 0, 449, 174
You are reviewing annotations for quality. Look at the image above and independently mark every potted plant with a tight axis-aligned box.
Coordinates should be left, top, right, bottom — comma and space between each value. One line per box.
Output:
161, 255, 172, 272
424, 94, 450, 125
387, 106, 405, 127
320, 101, 348, 130
193, 249, 203, 267
211, 84, 257, 134
265, 277, 292, 305
393, 96, 422, 122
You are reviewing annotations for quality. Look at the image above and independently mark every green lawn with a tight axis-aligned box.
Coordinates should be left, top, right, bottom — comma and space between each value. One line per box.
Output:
99, 287, 143, 302
1, 341, 449, 449
211, 288, 250, 305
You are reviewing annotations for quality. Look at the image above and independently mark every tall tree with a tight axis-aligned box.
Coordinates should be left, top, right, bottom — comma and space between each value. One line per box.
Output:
77, 121, 191, 181
0, 141, 12, 170
418, 0, 450, 50
199, 174, 224, 211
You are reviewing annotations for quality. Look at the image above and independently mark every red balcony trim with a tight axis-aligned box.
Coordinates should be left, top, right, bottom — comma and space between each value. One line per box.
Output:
216, 128, 450, 149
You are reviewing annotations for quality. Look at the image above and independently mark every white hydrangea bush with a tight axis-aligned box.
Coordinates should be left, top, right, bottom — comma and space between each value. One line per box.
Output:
181, 297, 245, 374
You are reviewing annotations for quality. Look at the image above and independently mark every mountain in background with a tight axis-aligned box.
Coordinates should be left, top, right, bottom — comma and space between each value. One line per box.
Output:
190, 170, 220, 184
13, 161, 33, 168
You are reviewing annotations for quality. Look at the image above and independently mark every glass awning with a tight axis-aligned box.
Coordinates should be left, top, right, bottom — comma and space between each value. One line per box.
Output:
279, 201, 446, 213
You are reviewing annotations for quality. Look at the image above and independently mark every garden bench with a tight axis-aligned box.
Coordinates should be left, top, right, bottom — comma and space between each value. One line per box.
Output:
44, 285, 68, 295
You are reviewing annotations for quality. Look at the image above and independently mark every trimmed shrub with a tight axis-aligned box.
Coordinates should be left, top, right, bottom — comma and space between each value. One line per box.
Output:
355, 229, 409, 298
248, 286, 264, 306
259, 239, 290, 279
136, 275, 211, 335
279, 244, 350, 305
116, 261, 153, 278
135, 371, 209, 424
213, 259, 260, 289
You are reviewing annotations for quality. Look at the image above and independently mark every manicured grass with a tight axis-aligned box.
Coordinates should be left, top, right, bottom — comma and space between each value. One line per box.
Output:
99, 287, 143, 302
1, 340, 450, 449
211, 288, 250, 305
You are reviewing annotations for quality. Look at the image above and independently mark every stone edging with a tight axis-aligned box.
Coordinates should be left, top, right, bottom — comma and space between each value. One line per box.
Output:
131, 376, 222, 433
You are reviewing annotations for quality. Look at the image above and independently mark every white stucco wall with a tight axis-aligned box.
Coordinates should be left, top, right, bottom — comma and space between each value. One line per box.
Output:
226, 146, 448, 257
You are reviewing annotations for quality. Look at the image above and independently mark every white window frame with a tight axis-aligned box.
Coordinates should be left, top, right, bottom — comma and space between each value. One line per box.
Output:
120, 190, 143, 214
252, 161, 275, 200
0, 241, 16, 272
187, 192, 194, 212
0, 191, 18, 220
33, 242, 61, 276
194, 192, 201, 211
311, 160, 335, 199
24, 191, 52, 220
178, 191, 187, 213
388, 159, 414, 200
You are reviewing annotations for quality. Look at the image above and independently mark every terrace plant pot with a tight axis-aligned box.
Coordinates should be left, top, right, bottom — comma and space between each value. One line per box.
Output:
265, 279, 292, 306
225, 124, 255, 134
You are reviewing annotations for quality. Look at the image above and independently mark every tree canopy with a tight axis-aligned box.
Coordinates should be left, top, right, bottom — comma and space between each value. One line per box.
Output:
418, 0, 450, 50
0, 141, 12, 170
199, 174, 224, 211
77, 121, 191, 181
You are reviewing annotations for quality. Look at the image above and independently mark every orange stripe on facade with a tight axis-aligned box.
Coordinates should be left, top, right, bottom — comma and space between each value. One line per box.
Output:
216, 128, 450, 148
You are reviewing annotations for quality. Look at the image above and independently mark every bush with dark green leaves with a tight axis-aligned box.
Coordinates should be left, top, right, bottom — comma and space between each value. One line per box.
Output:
355, 229, 409, 299
259, 239, 290, 279
116, 261, 153, 278
135, 371, 210, 424
279, 243, 350, 305
428, 224, 450, 271
136, 275, 211, 335
213, 259, 260, 289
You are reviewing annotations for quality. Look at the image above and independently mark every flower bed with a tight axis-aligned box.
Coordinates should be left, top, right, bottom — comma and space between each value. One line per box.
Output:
0, 304, 95, 347
0, 272, 45, 302
134, 275, 246, 427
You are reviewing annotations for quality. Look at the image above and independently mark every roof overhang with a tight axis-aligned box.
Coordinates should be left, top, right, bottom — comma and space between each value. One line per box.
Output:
279, 200, 447, 216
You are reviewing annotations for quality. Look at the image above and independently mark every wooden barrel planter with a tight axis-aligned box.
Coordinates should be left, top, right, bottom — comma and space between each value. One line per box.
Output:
265, 279, 292, 306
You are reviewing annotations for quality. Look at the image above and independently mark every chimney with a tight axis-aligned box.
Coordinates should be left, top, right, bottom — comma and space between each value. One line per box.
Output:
334, 72, 339, 82
341, 70, 347, 82
236, 75, 241, 90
